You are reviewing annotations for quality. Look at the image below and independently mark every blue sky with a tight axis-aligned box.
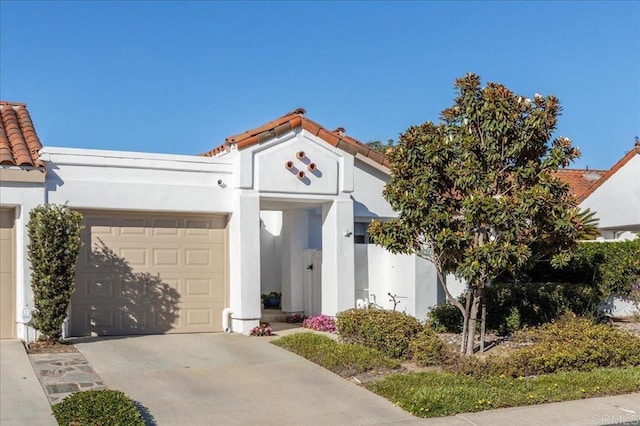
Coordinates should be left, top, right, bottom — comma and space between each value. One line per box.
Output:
1, 1, 638, 170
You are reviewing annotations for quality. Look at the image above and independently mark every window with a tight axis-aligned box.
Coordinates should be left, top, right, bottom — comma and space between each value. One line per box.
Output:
354, 222, 370, 244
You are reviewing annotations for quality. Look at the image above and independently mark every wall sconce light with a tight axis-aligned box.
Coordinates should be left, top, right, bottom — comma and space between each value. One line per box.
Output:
217, 179, 226, 188
343, 228, 352, 237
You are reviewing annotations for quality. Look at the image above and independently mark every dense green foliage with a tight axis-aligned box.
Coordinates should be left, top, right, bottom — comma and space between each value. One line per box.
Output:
271, 332, 400, 376
408, 326, 448, 366
27, 204, 83, 341
52, 390, 145, 425
429, 281, 603, 334
369, 73, 584, 355
429, 240, 640, 333
446, 314, 640, 377
529, 240, 640, 296
368, 367, 640, 418
336, 309, 422, 358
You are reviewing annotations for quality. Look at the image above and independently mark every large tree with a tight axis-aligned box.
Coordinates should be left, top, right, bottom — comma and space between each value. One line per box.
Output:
369, 73, 587, 355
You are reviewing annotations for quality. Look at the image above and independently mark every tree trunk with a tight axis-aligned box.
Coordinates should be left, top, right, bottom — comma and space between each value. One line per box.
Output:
480, 291, 486, 353
465, 288, 482, 355
460, 289, 471, 354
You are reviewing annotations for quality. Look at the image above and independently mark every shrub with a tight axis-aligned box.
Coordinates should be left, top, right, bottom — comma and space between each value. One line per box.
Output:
271, 332, 400, 376
52, 389, 145, 425
303, 314, 337, 332
409, 326, 448, 366
27, 204, 83, 341
446, 313, 640, 377
508, 313, 640, 375
336, 309, 422, 358
427, 301, 463, 333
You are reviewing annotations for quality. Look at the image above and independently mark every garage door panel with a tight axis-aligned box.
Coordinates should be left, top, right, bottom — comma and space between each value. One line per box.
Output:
72, 211, 227, 337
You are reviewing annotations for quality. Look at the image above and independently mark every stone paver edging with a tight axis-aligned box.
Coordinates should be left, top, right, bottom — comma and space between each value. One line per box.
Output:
29, 352, 107, 404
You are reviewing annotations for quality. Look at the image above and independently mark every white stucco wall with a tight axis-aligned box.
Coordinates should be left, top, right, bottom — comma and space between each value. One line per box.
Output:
354, 244, 443, 321
0, 182, 46, 340
40, 147, 234, 213
580, 153, 640, 235
352, 159, 396, 219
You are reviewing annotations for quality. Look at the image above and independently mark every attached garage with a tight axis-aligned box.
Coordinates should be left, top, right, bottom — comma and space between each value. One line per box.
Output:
0, 208, 16, 339
71, 211, 228, 337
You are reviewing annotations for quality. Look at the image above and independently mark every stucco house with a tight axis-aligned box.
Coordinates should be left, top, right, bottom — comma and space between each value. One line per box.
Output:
1, 102, 443, 341
1, 101, 637, 341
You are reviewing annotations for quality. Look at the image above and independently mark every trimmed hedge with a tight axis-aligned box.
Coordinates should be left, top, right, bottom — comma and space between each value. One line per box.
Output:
336, 309, 422, 358
52, 389, 145, 425
27, 204, 84, 341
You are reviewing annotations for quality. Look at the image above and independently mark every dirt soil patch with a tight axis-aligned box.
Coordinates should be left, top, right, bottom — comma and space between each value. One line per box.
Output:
25, 340, 79, 354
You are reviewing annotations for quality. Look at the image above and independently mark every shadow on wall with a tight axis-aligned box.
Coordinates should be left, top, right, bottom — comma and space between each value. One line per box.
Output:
73, 239, 180, 336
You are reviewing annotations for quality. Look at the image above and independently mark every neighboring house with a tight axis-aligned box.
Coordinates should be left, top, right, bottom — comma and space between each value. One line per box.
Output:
0, 104, 443, 341
556, 142, 639, 240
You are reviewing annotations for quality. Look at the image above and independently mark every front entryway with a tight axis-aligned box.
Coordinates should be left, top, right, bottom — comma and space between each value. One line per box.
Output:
71, 211, 228, 336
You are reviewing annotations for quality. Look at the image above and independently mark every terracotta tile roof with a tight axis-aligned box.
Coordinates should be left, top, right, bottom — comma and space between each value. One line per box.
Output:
200, 108, 390, 168
0, 101, 45, 168
554, 168, 607, 200
571, 141, 640, 203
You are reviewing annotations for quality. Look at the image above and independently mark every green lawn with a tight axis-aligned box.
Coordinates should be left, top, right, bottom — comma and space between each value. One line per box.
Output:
367, 367, 640, 418
272, 332, 640, 419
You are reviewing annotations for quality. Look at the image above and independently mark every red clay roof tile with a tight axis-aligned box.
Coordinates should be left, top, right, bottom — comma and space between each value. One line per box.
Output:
554, 169, 607, 200
200, 108, 390, 168
0, 101, 45, 169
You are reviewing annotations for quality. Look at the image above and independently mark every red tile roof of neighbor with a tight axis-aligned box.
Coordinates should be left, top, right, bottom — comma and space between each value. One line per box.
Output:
0, 101, 45, 169
554, 169, 607, 200
570, 141, 640, 203
200, 108, 390, 168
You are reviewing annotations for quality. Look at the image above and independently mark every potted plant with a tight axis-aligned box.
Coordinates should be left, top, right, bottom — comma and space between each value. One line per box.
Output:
261, 292, 282, 309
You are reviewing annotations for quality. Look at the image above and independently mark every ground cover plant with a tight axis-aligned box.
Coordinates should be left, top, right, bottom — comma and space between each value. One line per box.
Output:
303, 314, 337, 332
52, 389, 145, 425
367, 367, 640, 418
271, 332, 400, 377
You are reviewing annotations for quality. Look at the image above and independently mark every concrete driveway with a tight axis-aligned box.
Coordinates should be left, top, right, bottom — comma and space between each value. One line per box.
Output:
74, 333, 423, 426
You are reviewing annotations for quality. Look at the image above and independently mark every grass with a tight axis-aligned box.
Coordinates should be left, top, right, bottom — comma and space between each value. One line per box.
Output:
271, 332, 400, 376
367, 366, 640, 418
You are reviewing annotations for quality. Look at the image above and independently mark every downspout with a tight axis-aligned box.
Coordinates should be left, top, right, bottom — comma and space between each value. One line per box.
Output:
222, 308, 233, 333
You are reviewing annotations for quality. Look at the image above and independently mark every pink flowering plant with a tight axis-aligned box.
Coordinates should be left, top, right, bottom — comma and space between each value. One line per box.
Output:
303, 315, 337, 333
286, 313, 307, 323
250, 322, 274, 336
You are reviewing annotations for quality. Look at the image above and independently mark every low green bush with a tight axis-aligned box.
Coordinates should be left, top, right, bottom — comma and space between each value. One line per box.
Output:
409, 326, 448, 366
427, 301, 463, 333
446, 314, 640, 377
509, 314, 640, 375
271, 332, 400, 376
52, 389, 144, 426
336, 309, 422, 358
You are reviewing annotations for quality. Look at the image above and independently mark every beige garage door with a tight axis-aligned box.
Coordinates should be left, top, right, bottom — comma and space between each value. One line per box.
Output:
0, 209, 16, 339
71, 211, 228, 337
